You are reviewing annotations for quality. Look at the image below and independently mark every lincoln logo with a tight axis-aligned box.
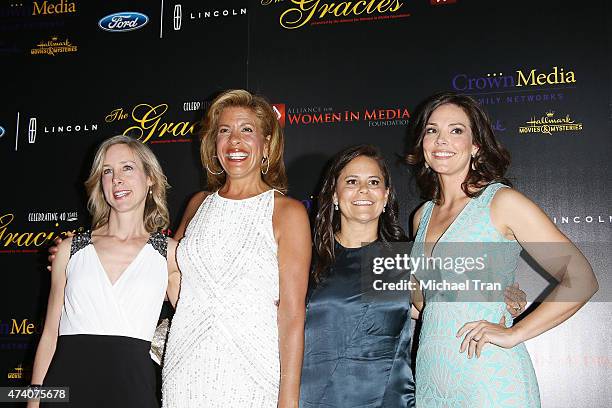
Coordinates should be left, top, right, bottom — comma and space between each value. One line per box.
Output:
28, 118, 37, 144
174, 4, 182, 31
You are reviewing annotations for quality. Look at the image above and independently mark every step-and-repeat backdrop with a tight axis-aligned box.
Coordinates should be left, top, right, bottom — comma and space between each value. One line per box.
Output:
1, 1, 610, 406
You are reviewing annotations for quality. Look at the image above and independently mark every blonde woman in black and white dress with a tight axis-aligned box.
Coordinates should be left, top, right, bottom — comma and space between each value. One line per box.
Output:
30, 135, 180, 407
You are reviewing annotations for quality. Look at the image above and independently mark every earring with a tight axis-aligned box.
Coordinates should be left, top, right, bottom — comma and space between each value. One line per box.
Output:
261, 156, 270, 175
148, 189, 153, 195
382, 204, 386, 213
206, 155, 224, 175
334, 202, 339, 211
471, 153, 476, 171
424, 162, 430, 169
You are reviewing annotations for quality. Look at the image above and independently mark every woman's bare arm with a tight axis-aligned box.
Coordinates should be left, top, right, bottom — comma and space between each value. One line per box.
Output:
273, 194, 311, 408
29, 238, 70, 408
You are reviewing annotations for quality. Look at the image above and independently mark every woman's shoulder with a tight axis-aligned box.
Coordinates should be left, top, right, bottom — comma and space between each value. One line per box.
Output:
57, 235, 74, 255
273, 192, 307, 215
272, 193, 310, 238
188, 191, 212, 208
411, 201, 431, 237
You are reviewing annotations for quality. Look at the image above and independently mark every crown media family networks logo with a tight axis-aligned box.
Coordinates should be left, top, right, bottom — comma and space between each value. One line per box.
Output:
452, 66, 576, 105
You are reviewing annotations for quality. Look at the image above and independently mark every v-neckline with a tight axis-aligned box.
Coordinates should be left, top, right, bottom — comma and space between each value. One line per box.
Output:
422, 197, 474, 257
90, 234, 151, 287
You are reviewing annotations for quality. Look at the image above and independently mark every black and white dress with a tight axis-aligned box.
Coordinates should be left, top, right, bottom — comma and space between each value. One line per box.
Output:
43, 231, 168, 408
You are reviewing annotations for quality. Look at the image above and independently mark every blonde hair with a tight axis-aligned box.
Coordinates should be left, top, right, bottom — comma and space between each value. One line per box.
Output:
200, 89, 287, 193
84, 135, 170, 232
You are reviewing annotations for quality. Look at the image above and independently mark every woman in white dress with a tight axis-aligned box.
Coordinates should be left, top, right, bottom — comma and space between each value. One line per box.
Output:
30, 135, 181, 407
162, 90, 311, 407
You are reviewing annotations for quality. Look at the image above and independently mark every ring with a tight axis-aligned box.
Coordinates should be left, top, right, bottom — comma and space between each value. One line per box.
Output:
513, 304, 521, 311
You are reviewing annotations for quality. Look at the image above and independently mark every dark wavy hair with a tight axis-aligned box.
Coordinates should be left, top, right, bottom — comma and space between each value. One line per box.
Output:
313, 145, 407, 283
406, 92, 512, 202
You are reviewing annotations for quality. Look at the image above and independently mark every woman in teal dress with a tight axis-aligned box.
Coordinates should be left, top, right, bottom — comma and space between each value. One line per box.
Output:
407, 92, 598, 407
300, 145, 416, 407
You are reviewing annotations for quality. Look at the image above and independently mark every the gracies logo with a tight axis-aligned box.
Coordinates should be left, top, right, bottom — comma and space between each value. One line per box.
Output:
0, 214, 75, 251
261, 0, 406, 29
99, 12, 149, 32
105, 103, 197, 144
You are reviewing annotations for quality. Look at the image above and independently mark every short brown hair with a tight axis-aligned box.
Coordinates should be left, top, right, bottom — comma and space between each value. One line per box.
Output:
200, 89, 287, 193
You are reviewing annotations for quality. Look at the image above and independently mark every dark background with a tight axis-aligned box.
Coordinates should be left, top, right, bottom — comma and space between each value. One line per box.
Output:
1, 1, 610, 406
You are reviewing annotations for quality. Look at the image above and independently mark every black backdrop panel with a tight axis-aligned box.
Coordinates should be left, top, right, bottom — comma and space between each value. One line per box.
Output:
1, 1, 610, 406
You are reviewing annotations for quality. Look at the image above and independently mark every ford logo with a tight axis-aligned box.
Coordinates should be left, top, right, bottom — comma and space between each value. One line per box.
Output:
98, 12, 149, 32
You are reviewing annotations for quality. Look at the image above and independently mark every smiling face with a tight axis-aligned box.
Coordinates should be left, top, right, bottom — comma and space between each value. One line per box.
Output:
215, 106, 270, 180
422, 103, 479, 177
101, 143, 152, 215
333, 155, 389, 225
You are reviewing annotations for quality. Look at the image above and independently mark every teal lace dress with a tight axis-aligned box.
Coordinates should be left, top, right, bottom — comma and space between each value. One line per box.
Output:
412, 183, 540, 407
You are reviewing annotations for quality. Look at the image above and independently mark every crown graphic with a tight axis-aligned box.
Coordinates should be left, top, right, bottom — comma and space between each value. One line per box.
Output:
545, 110, 555, 117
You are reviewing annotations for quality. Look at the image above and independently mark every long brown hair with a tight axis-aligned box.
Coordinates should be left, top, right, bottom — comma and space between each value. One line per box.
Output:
406, 92, 511, 202
84, 135, 170, 233
200, 89, 287, 193
313, 145, 407, 283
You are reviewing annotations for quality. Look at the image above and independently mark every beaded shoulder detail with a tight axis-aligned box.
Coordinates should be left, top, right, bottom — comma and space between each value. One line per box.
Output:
70, 231, 92, 258
148, 232, 168, 258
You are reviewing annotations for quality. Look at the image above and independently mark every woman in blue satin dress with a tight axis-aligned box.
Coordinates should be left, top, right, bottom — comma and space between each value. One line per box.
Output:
300, 145, 416, 408
299, 144, 527, 408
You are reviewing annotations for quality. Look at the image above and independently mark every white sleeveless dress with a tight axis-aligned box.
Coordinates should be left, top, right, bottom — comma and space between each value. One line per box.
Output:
162, 190, 280, 407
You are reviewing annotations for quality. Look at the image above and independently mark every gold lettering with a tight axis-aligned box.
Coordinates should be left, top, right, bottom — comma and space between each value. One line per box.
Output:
352, 0, 368, 14
33, 232, 48, 246
10, 319, 27, 335
376, 0, 392, 12
279, 0, 403, 29
390, 0, 403, 12
32, 1, 45, 15
280, 0, 320, 30
123, 103, 195, 143
333, 2, 353, 17
536, 73, 546, 85
16, 233, 34, 246
0, 213, 69, 248
317, 1, 333, 18
516, 69, 535, 87
125, 103, 168, 143
105, 108, 128, 123
172, 121, 194, 136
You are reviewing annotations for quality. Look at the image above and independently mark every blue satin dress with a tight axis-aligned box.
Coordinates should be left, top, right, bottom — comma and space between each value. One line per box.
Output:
300, 242, 415, 408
